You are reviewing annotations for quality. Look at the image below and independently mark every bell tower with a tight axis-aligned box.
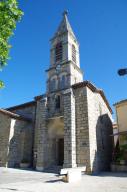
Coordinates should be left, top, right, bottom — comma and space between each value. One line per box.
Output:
46, 11, 83, 93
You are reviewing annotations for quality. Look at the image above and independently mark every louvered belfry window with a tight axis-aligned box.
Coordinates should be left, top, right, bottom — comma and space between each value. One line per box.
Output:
72, 44, 76, 63
55, 42, 63, 62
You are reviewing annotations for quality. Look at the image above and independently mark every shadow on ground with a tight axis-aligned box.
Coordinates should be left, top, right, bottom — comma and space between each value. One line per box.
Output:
45, 179, 62, 183
92, 172, 127, 178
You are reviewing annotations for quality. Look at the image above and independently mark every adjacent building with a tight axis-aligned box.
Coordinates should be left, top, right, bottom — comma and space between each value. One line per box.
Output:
111, 100, 127, 171
114, 100, 127, 147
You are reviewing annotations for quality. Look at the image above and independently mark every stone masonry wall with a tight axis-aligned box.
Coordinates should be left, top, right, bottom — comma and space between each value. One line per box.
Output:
8, 120, 33, 168
74, 87, 90, 171
47, 92, 64, 118
9, 105, 36, 167
63, 88, 77, 168
35, 98, 49, 170
10, 105, 36, 121
87, 87, 113, 172
86, 87, 98, 172
0, 112, 33, 168
33, 100, 41, 168
0, 113, 11, 167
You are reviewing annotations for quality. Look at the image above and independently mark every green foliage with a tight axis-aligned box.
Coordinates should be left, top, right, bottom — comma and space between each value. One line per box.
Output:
116, 144, 127, 163
21, 159, 29, 163
116, 152, 125, 162
0, 0, 23, 88
0, 80, 4, 88
120, 144, 127, 152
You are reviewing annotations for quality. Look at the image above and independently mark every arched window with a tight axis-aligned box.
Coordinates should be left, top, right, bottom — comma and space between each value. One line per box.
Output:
61, 75, 66, 88
72, 44, 76, 63
50, 78, 56, 91
59, 74, 67, 89
55, 95, 61, 109
55, 42, 63, 62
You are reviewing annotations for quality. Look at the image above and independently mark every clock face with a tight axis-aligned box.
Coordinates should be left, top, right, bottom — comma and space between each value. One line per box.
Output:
56, 64, 61, 72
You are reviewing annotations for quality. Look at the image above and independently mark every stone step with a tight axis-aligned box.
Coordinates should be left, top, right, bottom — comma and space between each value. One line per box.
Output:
43, 166, 62, 173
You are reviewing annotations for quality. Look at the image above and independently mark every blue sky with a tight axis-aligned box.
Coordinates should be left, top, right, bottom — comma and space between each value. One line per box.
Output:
0, 0, 127, 117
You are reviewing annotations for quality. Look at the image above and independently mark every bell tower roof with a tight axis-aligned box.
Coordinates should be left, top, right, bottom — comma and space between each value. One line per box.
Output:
52, 11, 77, 41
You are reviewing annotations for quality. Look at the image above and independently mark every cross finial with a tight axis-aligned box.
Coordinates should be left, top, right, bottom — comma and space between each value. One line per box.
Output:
63, 10, 68, 17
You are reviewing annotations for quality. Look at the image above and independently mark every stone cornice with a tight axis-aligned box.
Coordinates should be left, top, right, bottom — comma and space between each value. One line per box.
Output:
46, 61, 83, 75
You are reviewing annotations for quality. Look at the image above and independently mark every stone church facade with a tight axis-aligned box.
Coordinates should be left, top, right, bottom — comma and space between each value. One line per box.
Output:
0, 12, 113, 173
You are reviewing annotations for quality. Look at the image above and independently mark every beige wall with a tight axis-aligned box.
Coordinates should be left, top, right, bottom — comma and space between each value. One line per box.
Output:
115, 102, 127, 132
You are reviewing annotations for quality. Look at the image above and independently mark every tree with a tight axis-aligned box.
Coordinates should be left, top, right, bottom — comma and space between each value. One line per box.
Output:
0, 0, 23, 88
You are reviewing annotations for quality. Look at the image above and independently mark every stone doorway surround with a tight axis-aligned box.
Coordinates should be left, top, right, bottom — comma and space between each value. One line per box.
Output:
47, 116, 64, 168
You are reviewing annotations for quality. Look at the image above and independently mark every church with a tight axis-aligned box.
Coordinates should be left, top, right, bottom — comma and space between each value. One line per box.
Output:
0, 12, 113, 173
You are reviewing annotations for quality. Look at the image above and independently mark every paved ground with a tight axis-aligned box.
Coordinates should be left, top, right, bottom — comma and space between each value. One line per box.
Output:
0, 168, 127, 192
